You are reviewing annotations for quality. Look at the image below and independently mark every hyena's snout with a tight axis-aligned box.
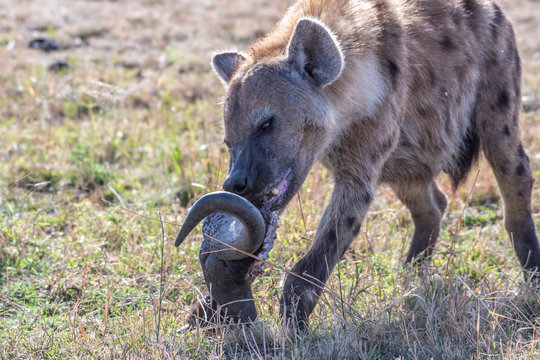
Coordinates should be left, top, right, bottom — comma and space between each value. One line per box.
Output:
223, 168, 254, 196
223, 150, 273, 200
223, 148, 258, 197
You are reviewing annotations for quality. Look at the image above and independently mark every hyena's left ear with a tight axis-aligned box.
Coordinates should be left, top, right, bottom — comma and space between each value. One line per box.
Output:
212, 51, 247, 85
286, 17, 344, 87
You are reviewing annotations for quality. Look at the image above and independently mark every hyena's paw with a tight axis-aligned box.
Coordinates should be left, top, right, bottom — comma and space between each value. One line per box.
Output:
279, 276, 321, 333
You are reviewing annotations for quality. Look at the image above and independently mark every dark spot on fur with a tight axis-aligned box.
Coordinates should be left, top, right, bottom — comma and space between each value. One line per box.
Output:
352, 224, 361, 237
514, 49, 521, 76
513, 52, 522, 95
516, 163, 526, 176
518, 144, 529, 162
388, 27, 402, 40
440, 36, 457, 50
439, 87, 450, 101
346, 217, 356, 228
428, 69, 437, 87
506, 36, 516, 59
370, 151, 381, 162
328, 227, 337, 243
451, 9, 462, 25
485, 55, 498, 69
503, 125, 511, 136
370, 138, 393, 162
499, 164, 508, 175
493, 4, 503, 24
513, 113, 518, 124
490, 23, 498, 40
417, 105, 435, 118
381, 137, 394, 153
463, 0, 480, 33
363, 192, 373, 204
399, 137, 410, 148
386, 58, 400, 87
518, 144, 526, 158
445, 114, 453, 135
517, 191, 524, 197
455, 65, 466, 79
419, 138, 427, 150
497, 90, 510, 111
463, 0, 478, 13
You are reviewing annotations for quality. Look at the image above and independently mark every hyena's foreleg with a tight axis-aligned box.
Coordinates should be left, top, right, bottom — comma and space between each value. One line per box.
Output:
390, 180, 447, 262
279, 181, 373, 330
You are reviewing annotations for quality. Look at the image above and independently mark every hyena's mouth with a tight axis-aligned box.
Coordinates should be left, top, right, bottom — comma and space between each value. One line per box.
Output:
263, 168, 292, 211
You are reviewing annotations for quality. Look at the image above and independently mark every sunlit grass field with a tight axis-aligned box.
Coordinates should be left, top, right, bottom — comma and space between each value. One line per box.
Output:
1, 0, 540, 358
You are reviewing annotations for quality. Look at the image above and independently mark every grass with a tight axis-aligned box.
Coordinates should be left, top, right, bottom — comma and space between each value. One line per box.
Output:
1, 0, 540, 358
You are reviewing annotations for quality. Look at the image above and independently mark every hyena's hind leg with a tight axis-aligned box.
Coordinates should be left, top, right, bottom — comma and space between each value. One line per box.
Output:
477, 119, 540, 273
390, 180, 447, 262
474, 55, 540, 273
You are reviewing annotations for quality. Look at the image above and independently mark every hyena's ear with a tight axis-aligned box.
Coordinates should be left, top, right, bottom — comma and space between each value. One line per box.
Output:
212, 51, 247, 85
286, 17, 344, 87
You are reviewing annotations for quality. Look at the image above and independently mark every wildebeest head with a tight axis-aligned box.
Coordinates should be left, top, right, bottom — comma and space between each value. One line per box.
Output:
213, 18, 344, 212
175, 192, 267, 324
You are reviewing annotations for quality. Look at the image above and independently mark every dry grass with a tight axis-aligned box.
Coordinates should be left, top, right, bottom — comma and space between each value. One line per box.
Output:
0, 0, 539, 358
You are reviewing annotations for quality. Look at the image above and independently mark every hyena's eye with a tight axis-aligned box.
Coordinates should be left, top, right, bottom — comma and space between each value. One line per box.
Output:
259, 116, 274, 131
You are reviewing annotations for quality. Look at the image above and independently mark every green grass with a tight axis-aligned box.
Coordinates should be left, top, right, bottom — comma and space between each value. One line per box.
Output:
1, 0, 540, 358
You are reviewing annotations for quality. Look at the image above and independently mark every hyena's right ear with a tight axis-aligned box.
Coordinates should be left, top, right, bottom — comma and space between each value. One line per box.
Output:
212, 51, 247, 85
286, 17, 344, 87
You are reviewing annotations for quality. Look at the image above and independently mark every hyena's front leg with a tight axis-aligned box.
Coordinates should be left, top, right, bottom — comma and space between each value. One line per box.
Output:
280, 182, 373, 330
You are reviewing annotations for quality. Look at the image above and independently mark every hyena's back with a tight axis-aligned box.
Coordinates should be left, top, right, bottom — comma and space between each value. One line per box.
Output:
378, 0, 522, 189
253, 0, 521, 186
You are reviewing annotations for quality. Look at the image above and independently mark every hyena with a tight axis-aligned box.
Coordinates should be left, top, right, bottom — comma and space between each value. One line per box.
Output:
210, 0, 540, 329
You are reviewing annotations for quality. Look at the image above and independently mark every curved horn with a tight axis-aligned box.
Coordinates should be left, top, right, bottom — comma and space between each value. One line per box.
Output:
174, 192, 265, 259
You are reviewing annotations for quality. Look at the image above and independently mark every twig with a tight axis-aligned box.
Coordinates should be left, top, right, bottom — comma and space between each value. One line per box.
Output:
101, 199, 180, 226
107, 183, 127, 208
296, 191, 307, 235
156, 213, 166, 343
1, 171, 33, 196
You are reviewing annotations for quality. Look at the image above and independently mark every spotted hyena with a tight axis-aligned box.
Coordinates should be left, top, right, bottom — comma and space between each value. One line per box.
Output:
210, 0, 539, 329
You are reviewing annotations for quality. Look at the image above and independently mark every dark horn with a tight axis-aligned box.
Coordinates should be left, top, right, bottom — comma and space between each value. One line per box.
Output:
174, 191, 265, 256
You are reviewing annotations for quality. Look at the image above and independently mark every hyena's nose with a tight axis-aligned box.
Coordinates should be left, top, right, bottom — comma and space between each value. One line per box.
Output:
223, 172, 252, 196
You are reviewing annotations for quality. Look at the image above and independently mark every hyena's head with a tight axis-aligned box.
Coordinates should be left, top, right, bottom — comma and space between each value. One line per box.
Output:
213, 18, 344, 211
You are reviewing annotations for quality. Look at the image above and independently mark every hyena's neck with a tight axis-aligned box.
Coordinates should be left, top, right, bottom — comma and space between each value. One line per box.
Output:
325, 53, 388, 129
